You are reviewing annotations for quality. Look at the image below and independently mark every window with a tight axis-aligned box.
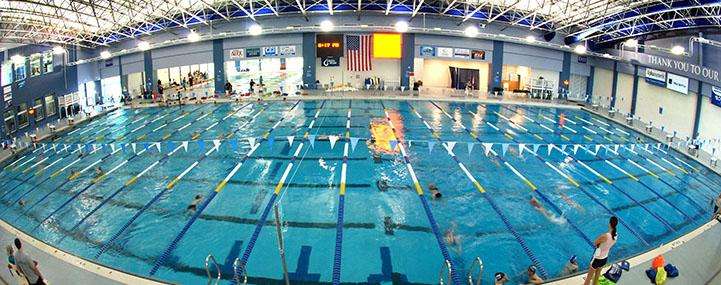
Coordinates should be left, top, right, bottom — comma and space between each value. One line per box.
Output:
43, 52, 53, 74
14, 63, 26, 82
33, 98, 44, 120
4, 110, 15, 134
1, 61, 12, 86
30, 54, 42, 77
17, 103, 29, 128
45, 95, 56, 116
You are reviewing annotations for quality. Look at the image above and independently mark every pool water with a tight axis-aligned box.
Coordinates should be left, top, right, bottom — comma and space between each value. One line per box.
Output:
0, 99, 719, 285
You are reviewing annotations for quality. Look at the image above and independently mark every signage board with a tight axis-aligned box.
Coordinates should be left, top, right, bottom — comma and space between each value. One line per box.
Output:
245, 48, 261, 58
644, 68, 666, 87
419, 46, 435, 57
437, 47, 453, 58
2, 85, 11, 105
454, 48, 471, 59
577, 56, 588, 63
229, 49, 245, 59
711, 86, 721, 108
471, 50, 486, 60
316, 34, 343, 58
263, 46, 278, 56
626, 52, 721, 85
280, 46, 297, 56
321, 56, 340, 67
666, 73, 689, 95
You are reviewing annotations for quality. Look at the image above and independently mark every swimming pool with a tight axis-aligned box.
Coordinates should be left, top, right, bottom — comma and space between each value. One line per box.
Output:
0, 99, 719, 284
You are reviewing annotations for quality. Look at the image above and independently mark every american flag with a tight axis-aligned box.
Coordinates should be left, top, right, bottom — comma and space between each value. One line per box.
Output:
346, 35, 372, 71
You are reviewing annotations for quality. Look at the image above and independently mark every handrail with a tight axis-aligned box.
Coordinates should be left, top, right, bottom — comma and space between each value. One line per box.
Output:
438, 259, 452, 285
467, 257, 483, 285
204, 254, 221, 285
232, 258, 248, 285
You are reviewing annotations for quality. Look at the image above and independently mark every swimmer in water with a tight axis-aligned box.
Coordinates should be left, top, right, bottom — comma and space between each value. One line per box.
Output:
444, 223, 461, 253
383, 216, 395, 235
376, 179, 389, 192
530, 197, 554, 220
94, 166, 104, 178
18, 200, 25, 207
428, 183, 442, 199
187, 195, 203, 213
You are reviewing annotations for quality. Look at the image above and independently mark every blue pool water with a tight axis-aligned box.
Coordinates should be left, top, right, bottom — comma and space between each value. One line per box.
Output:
1, 99, 719, 284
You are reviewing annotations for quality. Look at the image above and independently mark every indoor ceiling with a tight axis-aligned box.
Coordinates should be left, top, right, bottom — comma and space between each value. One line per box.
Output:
1, 0, 719, 48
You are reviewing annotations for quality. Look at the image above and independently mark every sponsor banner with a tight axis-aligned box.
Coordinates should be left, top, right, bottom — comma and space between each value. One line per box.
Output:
437, 47, 453, 58
229, 49, 245, 59
624, 52, 721, 85
280, 46, 296, 56
577, 56, 587, 63
263, 46, 278, 56
471, 50, 486, 60
104, 59, 113, 67
245, 48, 261, 58
644, 68, 666, 87
711, 86, 721, 108
321, 55, 340, 67
419, 46, 435, 57
2, 85, 11, 105
454, 48, 471, 59
666, 73, 689, 95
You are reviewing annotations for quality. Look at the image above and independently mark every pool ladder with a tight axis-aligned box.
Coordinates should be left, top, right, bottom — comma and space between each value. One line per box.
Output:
205, 254, 221, 285
438, 257, 483, 285
467, 257, 483, 285
232, 258, 249, 285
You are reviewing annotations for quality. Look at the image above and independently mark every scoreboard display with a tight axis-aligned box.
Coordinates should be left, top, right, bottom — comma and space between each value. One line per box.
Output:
316, 34, 343, 58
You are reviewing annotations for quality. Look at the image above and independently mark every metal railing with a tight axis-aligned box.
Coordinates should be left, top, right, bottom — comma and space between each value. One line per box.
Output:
467, 257, 483, 285
438, 259, 453, 285
204, 254, 221, 285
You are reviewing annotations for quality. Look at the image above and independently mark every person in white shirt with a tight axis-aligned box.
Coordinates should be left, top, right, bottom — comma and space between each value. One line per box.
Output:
13, 239, 45, 285
583, 216, 618, 285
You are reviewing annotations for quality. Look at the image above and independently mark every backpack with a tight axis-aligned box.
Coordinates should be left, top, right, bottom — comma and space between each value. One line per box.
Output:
664, 264, 679, 278
603, 263, 623, 283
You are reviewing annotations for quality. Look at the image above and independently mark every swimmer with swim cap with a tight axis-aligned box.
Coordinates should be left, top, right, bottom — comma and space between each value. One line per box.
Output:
428, 183, 442, 198
527, 266, 543, 285
494, 272, 508, 285
376, 179, 389, 192
383, 216, 394, 235
187, 195, 203, 213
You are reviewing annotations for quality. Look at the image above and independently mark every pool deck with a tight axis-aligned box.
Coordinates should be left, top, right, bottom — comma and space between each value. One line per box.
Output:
1, 93, 720, 285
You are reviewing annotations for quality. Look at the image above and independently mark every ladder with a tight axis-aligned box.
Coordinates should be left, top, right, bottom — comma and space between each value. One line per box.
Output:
204, 254, 221, 285
438, 260, 453, 285
467, 257, 483, 285
232, 258, 249, 285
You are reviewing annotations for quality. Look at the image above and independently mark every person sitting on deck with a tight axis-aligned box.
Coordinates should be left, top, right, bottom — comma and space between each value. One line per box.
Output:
187, 195, 203, 213
713, 193, 721, 221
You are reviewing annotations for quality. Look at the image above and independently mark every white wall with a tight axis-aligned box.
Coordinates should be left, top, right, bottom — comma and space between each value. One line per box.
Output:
592, 67, 613, 107
615, 73, 634, 114
414, 58, 489, 91
698, 98, 721, 148
315, 57, 400, 89
636, 80, 697, 138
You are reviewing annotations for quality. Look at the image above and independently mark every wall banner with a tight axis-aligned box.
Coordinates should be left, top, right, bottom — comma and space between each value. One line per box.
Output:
229, 49, 245, 59
321, 56, 340, 67
471, 50, 486, 60
437, 47, 453, 58
245, 48, 261, 58
453, 48, 471, 59
644, 68, 666, 87
419, 46, 435, 57
711, 86, 721, 108
666, 73, 689, 95
263, 46, 278, 56
3, 85, 11, 105
625, 52, 721, 85
280, 46, 296, 56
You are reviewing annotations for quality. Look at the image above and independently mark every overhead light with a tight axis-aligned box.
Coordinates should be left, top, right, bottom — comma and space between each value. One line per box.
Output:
394, 21, 409, 33
603, 53, 613, 58
574, 44, 587, 54
670, 45, 685, 55
463, 26, 479, 37
624, 38, 638, 48
187, 31, 200, 42
137, 41, 150, 51
320, 20, 334, 32
100, 51, 112, 59
11, 55, 25, 64
249, 24, 263, 36
525, 35, 536, 43
52, 46, 66, 55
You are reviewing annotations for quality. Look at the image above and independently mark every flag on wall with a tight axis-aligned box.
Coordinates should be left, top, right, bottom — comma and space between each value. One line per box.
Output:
346, 35, 372, 71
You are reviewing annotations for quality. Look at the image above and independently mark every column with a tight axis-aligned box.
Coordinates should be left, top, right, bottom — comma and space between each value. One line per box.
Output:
610, 61, 618, 109
400, 33, 415, 89
488, 40, 504, 92
302, 32, 317, 88
559, 52, 571, 99
143, 50, 154, 93
630, 64, 639, 115
586, 66, 594, 103
212, 39, 225, 95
